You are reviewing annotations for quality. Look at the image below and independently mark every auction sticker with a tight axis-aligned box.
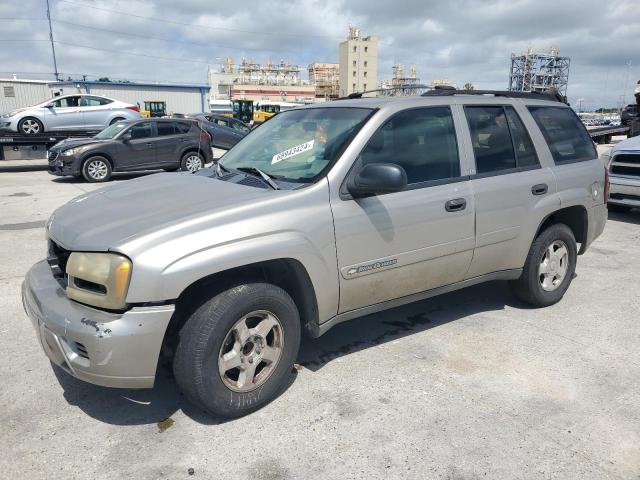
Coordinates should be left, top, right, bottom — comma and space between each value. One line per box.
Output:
272, 140, 314, 164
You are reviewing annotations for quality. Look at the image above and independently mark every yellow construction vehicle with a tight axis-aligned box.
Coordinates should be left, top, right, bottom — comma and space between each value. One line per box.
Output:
252, 102, 299, 124
140, 101, 167, 118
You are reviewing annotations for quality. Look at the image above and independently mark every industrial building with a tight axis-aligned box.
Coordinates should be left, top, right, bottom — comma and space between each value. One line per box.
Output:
49, 80, 210, 114
0, 78, 50, 114
378, 64, 424, 96
339, 27, 378, 97
508, 46, 570, 97
308, 63, 340, 99
208, 58, 315, 105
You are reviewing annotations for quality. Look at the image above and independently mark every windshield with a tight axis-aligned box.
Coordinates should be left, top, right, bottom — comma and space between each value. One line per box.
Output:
94, 122, 128, 139
220, 107, 373, 182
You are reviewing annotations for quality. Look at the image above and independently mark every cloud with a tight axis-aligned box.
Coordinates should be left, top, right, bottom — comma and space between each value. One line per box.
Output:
0, 0, 638, 108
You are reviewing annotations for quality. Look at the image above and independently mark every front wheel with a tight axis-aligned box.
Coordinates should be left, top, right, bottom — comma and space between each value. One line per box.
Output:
18, 117, 43, 135
82, 156, 112, 182
173, 283, 301, 418
509, 223, 577, 307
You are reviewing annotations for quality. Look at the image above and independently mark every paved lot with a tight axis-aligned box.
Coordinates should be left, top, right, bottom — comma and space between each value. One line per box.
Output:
1, 166, 639, 480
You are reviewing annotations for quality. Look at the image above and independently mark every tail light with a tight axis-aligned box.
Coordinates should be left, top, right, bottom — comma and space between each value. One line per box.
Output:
604, 167, 610, 201
126, 105, 140, 112
200, 129, 212, 144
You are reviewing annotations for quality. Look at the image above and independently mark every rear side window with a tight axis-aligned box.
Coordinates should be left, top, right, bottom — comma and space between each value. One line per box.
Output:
157, 122, 175, 136
528, 106, 596, 164
359, 106, 460, 185
80, 96, 112, 107
175, 122, 192, 134
465, 106, 539, 174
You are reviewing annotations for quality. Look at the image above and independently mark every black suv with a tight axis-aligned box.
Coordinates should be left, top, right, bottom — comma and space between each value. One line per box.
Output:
47, 118, 213, 182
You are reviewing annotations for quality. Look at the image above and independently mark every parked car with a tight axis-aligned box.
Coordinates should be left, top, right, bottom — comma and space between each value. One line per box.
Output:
47, 118, 212, 182
621, 104, 638, 127
187, 113, 250, 149
0, 94, 141, 135
600, 134, 640, 212
24, 91, 607, 418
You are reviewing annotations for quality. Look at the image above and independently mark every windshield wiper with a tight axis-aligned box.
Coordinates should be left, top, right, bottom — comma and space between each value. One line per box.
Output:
236, 167, 280, 190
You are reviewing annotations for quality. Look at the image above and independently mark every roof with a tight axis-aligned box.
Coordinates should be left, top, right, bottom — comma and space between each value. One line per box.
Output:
0, 78, 49, 84
48, 80, 210, 90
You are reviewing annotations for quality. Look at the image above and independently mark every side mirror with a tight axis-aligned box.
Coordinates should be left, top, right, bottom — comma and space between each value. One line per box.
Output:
121, 132, 132, 142
348, 163, 407, 197
45, 104, 54, 109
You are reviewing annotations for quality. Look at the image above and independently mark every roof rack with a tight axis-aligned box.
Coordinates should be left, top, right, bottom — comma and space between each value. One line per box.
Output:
420, 89, 568, 104
339, 84, 432, 100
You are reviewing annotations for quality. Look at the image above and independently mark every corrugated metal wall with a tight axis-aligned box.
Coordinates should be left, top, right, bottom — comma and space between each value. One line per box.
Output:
58, 84, 205, 114
0, 80, 51, 113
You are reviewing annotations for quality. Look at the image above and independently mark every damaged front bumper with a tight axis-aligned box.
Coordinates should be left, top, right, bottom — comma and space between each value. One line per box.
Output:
22, 260, 175, 388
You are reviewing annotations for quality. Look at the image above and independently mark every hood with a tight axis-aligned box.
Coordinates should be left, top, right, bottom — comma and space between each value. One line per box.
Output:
51, 138, 108, 150
2, 107, 29, 117
48, 171, 274, 251
612, 135, 640, 153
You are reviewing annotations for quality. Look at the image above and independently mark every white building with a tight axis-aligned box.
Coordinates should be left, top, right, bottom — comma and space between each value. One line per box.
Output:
0, 78, 50, 114
339, 27, 378, 97
49, 80, 210, 114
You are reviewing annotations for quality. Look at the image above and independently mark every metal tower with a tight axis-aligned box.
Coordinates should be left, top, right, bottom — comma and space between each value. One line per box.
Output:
509, 46, 570, 97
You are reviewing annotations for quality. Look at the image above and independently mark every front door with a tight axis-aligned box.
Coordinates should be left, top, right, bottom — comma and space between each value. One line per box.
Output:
462, 104, 558, 278
117, 121, 156, 169
331, 106, 476, 313
43, 95, 85, 130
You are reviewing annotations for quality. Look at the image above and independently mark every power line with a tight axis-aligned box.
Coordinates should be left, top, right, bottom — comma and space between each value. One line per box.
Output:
51, 18, 291, 54
53, 40, 212, 64
57, 0, 342, 40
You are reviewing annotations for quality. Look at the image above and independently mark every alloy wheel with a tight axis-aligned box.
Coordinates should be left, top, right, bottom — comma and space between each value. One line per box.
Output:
218, 310, 284, 392
539, 240, 569, 292
185, 155, 202, 173
21, 119, 40, 134
87, 159, 109, 180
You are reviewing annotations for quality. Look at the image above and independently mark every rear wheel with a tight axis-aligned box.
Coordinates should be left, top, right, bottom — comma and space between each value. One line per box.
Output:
180, 151, 203, 173
18, 117, 43, 135
82, 156, 112, 182
110, 117, 125, 125
173, 283, 301, 418
510, 223, 577, 307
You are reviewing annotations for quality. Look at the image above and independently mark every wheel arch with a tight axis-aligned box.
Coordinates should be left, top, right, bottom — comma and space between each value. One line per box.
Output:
159, 258, 320, 362
80, 151, 115, 170
534, 205, 588, 254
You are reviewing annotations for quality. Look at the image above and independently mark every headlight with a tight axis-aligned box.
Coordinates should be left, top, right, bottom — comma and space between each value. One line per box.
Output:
65, 252, 132, 310
61, 147, 81, 156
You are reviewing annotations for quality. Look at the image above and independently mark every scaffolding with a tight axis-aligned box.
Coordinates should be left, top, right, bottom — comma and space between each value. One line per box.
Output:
379, 64, 423, 96
234, 58, 303, 86
509, 46, 570, 96
308, 63, 339, 99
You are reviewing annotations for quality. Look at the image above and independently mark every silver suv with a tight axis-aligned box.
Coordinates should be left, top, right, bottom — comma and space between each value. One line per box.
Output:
23, 91, 607, 418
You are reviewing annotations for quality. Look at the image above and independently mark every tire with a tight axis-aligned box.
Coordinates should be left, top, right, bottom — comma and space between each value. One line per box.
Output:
607, 203, 632, 213
180, 151, 203, 173
18, 117, 44, 135
110, 117, 125, 125
173, 283, 301, 418
509, 223, 577, 307
82, 156, 112, 182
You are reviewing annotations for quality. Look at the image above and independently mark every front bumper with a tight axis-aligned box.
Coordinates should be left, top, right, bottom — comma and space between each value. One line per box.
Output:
609, 175, 640, 207
22, 260, 175, 388
0, 121, 15, 131
47, 152, 80, 176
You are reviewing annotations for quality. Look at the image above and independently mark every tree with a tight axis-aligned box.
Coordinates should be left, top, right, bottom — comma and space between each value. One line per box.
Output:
463, 82, 475, 91
98, 77, 111, 82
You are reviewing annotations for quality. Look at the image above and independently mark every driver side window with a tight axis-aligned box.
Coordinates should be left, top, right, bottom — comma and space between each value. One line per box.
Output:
128, 122, 153, 139
359, 107, 461, 185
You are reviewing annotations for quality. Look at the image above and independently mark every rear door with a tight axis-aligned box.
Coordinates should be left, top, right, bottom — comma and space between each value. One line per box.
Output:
155, 121, 189, 167
79, 96, 113, 129
43, 96, 85, 130
208, 116, 236, 149
461, 104, 558, 278
116, 121, 156, 169
331, 106, 476, 313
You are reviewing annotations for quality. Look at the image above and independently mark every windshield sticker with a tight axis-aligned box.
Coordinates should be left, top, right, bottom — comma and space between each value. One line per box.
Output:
272, 140, 314, 164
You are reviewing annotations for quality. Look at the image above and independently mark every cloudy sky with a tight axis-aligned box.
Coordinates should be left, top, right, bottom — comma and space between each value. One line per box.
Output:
1, 0, 638, 109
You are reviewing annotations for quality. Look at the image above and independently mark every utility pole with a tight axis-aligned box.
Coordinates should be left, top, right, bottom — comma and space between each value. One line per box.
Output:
45, 0, 60, 81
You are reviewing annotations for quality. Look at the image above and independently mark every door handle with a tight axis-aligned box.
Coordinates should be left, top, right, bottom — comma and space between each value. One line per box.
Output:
146, 142, 153, 147
531, 183, 548, 196
445, 198, 467, 212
